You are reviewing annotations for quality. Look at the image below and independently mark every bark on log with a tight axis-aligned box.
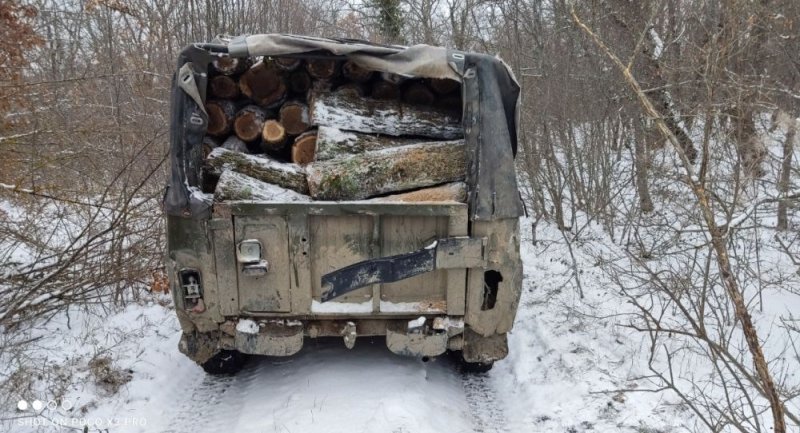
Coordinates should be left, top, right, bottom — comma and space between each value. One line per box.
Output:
306, 140, 465, 200
429, 78, 459, 95
315, 126, 420, 160
212, 56, 250, 76
342, 61, 373, 83
261, 120, 287, 151
214, 170, 311, 202
368, 182, 467, 203
291, 131, 317, 165
205, 99, 237, 137
371, 80, 400, 100
288, 70, 312, 94
279, 102, 310, 135
310, 89, 463, 139
239, 60, 287, 107
306, 58, 339, 80
206, 147, 308, 194
403, 81, 435, 105
275, 57, 302, 72
209, 75, 240, 99
221, 136, 249, 153
234, 105, 268, 142
202, 136, 221, 158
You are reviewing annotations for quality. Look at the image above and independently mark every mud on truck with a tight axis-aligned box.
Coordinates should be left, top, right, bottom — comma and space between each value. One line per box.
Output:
164, 34, 523, 374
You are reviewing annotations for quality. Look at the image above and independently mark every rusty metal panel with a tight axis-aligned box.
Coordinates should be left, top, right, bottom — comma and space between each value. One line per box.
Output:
379, 216, 448, 310
288, 213, 312, 314
234, 216, 291, 312
309, 215, 374, 305
210, 218, 238, 316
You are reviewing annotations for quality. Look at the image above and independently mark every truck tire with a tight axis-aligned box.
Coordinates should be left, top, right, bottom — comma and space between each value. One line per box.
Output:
458, 358, 494, 374
200, 350, 247, 375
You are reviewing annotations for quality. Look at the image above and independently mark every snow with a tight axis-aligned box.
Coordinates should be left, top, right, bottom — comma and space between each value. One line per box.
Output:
311, 299, 373, 314
215, 170, 311, 202
236, 318, 260, 334
407, 316, 426, 329
379, 300, 446, 313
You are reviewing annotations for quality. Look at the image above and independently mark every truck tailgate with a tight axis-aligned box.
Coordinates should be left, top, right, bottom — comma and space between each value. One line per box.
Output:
211, 202, 468, 317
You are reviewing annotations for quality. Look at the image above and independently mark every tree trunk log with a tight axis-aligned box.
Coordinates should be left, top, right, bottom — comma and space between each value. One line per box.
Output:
212, 56, 250, 76
306, 140, 465, 200
234, 105, 268, 142
291, 131, 317, 165
221, 136, 249, 153
342, 60, 373, 83
315, 126, 420, 160
279, 101, 310, 135
310, 89, 463, 139
206, 147, 308, 194
403, 81, 435, 105
275, 57, 302, 72
288, 70, 312, 94
214, 170, 311, 202
239, 60, 287, 107
371, 80, 400, 100
205, 99, 237, 137
209, 75, 240, 99
367, 182, 467, 203
306, 58, 339, 80
261, 120, 287, 151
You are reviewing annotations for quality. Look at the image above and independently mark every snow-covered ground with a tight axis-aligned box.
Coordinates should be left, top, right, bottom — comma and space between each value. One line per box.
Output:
0, 217, 707, 433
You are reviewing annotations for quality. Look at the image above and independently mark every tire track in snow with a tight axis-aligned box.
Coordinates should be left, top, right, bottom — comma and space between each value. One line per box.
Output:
462, 371, 510, 433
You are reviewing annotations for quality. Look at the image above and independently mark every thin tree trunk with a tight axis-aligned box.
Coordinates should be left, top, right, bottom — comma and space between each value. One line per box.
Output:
777, 118, 796, 230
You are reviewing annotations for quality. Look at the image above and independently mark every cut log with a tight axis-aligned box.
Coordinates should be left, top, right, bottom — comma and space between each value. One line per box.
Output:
291, 131, 317, 165
214, 170, 311, 202
368, 182, 467, 203
202, 136, 221, 158
334, 83, 367, 98
306, 140, 465, 200
261, 120, 287, 151
342, 60, 373, 83
205, 99, 237, 136
275, 57, 302, 72
310, 89, 463, 139
279, 102, 310, 135
206, 147, 308, 194
221, 136, 249, 153
212, 56, 250, 76
288, 70, 312, 94
371, 80, 400, 100
209, 75, 240, 99
429, 78, 460, 95
234, 105, 268, 142
315, 126, 419, 160
403, 81, 435, 105
306, 58, 339, 80
239, 60, 287, 107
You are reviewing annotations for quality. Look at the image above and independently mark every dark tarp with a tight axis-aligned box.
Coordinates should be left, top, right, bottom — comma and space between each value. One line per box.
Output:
164, 34, 523, 221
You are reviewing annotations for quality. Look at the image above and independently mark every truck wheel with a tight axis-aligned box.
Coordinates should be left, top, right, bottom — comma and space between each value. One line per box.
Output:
200, 350, 247, 375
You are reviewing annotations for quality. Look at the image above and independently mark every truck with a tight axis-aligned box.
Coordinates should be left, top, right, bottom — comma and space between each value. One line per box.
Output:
164, 34, 524, 374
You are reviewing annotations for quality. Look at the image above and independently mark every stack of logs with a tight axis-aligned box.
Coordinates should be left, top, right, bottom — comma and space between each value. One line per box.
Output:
202, 54, 467, 202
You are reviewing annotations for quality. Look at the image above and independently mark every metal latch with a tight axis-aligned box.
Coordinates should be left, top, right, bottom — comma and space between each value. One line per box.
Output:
238, 239, 269, 276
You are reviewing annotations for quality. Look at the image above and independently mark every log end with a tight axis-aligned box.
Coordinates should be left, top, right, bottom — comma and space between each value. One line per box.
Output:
280, 102, 310, 135
292, 132, 317, 165
262, 120, 287, 151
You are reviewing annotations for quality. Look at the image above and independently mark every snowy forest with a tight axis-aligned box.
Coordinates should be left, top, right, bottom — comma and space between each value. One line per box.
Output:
1, 0, 799, 432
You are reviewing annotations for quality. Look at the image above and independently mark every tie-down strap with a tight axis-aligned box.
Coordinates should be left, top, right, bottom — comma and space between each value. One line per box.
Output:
320, 237, 486, 302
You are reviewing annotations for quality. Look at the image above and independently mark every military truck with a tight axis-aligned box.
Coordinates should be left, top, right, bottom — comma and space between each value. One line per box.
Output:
164, 34, 523, 374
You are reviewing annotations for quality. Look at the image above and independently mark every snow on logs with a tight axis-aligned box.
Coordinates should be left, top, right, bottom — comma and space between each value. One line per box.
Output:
205, 148, 308, 194
201, 54, 467, 202
309, 88, 463, 139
